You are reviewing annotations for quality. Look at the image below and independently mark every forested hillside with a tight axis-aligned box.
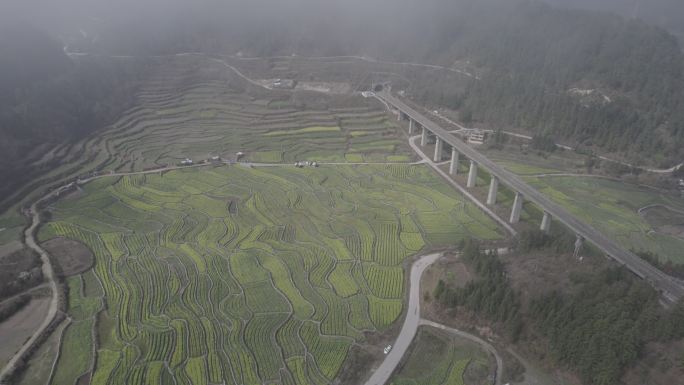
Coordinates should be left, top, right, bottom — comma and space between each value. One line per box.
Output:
436, 237, 684, 385
545, 0, 684, 42
404, 2, 684, 166
83, 0, 684, 166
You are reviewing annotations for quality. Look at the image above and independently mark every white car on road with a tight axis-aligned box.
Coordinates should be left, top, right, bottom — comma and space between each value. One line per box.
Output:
383, 345, 392, 355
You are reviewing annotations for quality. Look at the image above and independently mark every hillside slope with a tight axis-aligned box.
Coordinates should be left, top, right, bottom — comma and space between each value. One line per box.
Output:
0, 25, 143, 210
64, 0, 684, 166
1, 0, 683, 210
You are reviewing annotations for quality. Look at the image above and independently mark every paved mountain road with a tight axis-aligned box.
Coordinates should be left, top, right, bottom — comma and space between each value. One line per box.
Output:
363, 253, 442, 385
363, 253, 505, 385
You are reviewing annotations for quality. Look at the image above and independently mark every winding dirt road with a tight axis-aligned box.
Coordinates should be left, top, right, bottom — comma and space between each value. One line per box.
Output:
0, 187, 67, 383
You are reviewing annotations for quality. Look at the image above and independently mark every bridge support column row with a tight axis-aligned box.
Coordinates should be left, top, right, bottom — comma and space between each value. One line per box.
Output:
449, 149, 459, 175
434, 137, 444, 162
540, 211, 552, 233
510, 192, 524, 224
409, 119, 415, 134
467, 161, 478, 188
421, 127, 427, 146
487, 177, 499, 206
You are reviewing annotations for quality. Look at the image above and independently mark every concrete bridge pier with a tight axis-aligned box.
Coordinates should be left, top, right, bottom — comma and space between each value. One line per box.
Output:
449, 148, 459, 175
510, 192, 524, 224
540, 211, 552, 233
421, 127, 428, 146
487, 177, 499, 206
434, 137, 444, 162
467, 160, 478, 188
409, 119, 415, 134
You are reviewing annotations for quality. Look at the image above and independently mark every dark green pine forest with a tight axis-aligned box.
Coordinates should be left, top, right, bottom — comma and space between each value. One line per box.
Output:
408, 2, 684, 167
435, 236, 684, 385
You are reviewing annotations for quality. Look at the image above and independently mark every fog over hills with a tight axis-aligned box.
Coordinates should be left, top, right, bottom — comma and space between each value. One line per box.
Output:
2, 3, 684, 385
1, 0, 683, 207
544, 0, 684, 42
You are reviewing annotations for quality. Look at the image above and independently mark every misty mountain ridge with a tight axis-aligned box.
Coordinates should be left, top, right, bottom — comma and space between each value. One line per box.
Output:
59, 0, 684, 164
544, 0, 684, 43
1, 0, 683, 211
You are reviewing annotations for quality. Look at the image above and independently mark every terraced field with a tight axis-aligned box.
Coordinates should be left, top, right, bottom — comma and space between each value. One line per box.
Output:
99, 56, 412, 171
37, 164, 501, 385
390, 327, 494, 385
0, 54, 412, 245
481, 153, 684, 264
525, 176, 684, 264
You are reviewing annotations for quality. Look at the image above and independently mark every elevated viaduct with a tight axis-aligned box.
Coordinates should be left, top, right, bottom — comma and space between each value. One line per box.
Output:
378, 90, 684, 303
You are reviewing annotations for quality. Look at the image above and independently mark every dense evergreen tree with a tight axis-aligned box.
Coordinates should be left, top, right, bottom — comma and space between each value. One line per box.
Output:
407, 1, 684, 166
435, 240, 522, 340
531, 268, 684, 385
440, 237, 684, 385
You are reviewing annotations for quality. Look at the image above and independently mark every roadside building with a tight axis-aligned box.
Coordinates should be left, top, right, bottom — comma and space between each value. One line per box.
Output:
468, 130, 486, 145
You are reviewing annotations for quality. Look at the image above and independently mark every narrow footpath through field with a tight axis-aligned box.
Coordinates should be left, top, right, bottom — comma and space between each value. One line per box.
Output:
0, 188, 65, 383
407, 135, 516, 236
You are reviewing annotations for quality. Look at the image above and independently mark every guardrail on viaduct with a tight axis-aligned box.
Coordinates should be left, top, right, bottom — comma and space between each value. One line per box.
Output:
377, 91, 684, 303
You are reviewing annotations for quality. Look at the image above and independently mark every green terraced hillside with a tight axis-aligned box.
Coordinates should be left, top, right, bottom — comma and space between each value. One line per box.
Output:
0, 54, 411, 243
39, 164, 502, 385
100, 57, 411, 171
526, 176, 684, 264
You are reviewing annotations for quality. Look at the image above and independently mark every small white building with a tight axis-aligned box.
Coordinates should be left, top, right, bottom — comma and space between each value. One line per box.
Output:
468, 130, 486, 145
181, 158, 193, 165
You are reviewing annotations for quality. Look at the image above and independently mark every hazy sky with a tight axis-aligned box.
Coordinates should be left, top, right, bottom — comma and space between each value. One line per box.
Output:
1, 0, 681, 51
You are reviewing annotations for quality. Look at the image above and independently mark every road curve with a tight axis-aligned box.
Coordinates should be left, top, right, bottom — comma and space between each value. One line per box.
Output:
420, 319, 503, 385
378, 91, 684, 302
0, 186, 69, 383
364, 253, 441, 385
362, 253, 505, 385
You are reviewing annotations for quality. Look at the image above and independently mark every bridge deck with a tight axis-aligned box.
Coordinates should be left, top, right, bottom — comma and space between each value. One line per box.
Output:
379, 91, 684, 301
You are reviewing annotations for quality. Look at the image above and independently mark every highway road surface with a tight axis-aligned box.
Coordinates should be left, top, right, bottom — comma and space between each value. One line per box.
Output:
378, 91, 684, 302
363, 253, 442, 385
